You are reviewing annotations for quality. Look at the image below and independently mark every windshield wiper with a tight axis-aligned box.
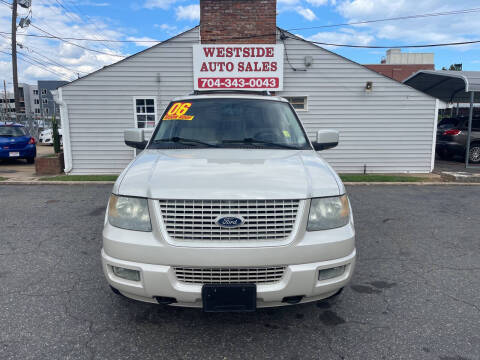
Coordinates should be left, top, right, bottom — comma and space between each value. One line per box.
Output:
152, 137, 219, 148
222, 138, 301, 150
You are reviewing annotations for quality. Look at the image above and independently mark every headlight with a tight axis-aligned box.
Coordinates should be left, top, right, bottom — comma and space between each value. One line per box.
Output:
108, 194, 152, 232
307, 195, 350, 231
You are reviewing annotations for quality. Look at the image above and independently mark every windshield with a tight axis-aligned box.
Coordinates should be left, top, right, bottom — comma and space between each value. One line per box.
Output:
0, 126, 27, 137
149, 98, 310, 149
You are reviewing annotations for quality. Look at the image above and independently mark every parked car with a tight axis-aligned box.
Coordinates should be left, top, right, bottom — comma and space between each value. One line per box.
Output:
436, 117, 480, 163
0, 122, 36, 164
102, 92, 356, 312
39, 128, 63, 145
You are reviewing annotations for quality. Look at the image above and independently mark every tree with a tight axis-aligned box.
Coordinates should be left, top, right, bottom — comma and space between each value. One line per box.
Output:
51, 114, 61, 154
442, 64, 463, 71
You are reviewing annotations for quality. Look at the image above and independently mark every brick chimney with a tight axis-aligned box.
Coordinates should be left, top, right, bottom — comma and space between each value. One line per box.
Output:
200, 0, 277, 44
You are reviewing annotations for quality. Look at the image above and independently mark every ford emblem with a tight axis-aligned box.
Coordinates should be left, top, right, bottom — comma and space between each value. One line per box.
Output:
215, 215, 245, 228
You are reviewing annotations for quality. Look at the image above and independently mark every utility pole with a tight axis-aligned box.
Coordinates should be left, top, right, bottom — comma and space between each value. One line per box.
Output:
11, 0, 21, 118
2, 80, 8, 121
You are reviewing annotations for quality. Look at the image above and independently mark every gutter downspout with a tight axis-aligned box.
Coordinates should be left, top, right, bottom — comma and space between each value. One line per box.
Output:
430, 99, 440, 172
52, 88, 72, 173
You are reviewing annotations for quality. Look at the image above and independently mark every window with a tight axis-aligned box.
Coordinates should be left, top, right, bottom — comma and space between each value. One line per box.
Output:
34, 99, 39, 104
44, 108, 49, 115
284, 96, 307, 111
134, 98, 156, 128
33, 89, 38, 95
0, 126, 27, 137
35, 108, 40, 114
150, 99, 310, 150
42, 98, 48, 104
41, 89, 47, 95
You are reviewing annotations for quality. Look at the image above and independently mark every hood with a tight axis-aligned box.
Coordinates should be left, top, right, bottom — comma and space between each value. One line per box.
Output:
115, 149, 343, 200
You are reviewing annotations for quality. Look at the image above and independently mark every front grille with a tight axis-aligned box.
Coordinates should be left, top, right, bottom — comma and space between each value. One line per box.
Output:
174, 266, 286, 284
158, 199, 300, 241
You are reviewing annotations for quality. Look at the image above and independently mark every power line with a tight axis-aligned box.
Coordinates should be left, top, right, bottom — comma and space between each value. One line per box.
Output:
302, 37, 480, 49
0, 5, 480, 43
1, 31, 88, 75
0, 49, 69, 79
49, 0, 118, 53
1, 2, 480, 42
0, 6, 479, 44
0, 0, 123, 57
1, 4, 480, 50
17, 51, 70, 78
26, 46, 88, 74
29, 23, 124, 57
288, 7, 480, 31
20, 47, 86, 76
2, 28, 480, 49
0, 31, 158, 43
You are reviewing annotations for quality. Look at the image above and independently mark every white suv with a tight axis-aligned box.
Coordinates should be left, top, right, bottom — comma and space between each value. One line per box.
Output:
102, 93, 356, 311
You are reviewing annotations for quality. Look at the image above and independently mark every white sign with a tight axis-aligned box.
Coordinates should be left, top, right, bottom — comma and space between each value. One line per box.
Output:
193, 44, 284, 91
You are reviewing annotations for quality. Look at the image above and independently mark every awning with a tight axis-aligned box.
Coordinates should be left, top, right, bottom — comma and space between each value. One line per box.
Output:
404, 70, 480, 103
404, 70, 480, 168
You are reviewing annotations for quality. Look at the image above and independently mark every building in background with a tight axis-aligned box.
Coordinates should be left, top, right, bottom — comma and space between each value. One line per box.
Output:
38, 80, 69, 119
19, 83, 41, 117
0, 90, 15, 121
365, 49, 435, 82
1, 80, 66, 121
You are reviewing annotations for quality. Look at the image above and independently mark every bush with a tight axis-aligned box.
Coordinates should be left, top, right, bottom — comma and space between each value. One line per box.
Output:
52, 115, 61, 154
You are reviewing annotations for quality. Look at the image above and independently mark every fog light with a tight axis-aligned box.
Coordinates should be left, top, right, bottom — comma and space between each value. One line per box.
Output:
318, 265, 346, 281
112, 266, 140, 281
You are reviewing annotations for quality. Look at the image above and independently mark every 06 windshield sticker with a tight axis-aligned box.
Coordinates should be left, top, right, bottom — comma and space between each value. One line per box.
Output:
162, 102, 194, 120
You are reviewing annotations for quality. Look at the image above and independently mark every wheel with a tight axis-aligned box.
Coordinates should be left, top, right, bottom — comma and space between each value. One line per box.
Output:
26, 157, 35, 164
469, 144, 480, 163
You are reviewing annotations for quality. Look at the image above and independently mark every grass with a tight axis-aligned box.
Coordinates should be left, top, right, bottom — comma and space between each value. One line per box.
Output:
40, 175, 118, 182
43, 154, 59, 158
0, 177, 7, 181
340, 174, 425, 182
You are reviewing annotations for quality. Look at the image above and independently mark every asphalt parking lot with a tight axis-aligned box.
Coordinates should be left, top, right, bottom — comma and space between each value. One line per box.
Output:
0, 145, 54, 181
0, 185, 479, 360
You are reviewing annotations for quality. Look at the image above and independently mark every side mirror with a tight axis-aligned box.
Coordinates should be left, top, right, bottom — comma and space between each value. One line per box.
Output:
124, 128, 147, 149
312, 130, 339, 151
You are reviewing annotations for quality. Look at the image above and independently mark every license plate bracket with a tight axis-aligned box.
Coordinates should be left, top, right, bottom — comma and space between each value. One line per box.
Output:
202, 283, 256, 312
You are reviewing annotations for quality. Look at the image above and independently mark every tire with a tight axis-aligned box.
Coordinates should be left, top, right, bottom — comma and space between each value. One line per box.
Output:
469, 144, 480, 163
26, 157, 35, 164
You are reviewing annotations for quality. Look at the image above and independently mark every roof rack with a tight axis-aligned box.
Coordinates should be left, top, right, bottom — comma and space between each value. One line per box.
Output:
191, 90, 272, 96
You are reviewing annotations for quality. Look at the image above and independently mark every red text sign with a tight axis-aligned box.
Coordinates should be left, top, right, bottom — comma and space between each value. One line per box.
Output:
193, 44, 284, 91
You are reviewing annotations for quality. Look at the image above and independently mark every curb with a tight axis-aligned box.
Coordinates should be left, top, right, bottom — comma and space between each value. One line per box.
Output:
0, 181, 115, 185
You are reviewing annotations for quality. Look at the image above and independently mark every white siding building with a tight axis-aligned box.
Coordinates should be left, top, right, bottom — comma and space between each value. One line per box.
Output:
56, 26, 438, 175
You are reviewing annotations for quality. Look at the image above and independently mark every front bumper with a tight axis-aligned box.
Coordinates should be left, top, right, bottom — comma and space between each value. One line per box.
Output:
101, 248, 356, 307
436, 140, 465, 155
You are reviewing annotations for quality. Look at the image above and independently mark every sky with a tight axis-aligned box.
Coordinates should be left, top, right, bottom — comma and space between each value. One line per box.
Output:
1, 0, 480, 87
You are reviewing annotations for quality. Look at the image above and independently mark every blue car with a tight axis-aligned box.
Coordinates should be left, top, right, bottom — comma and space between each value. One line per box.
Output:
0, 122, 37, 164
